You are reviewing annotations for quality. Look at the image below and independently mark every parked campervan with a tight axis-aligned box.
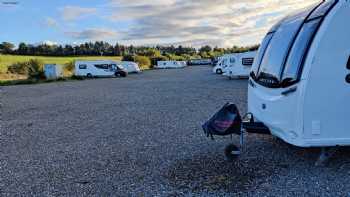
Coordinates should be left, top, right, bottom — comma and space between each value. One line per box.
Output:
246, 0, 350, 149
212, 54, 238, 74
121, 61, 141, 73
223, 51, 257, 79
156, 61, 187, 69
75, 60, 127, 77
188, 59, 212, 66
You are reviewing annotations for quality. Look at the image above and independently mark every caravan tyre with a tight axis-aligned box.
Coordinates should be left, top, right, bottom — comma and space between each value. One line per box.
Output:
224, 144, 240, 161
216, 69, 223, 74
86, 73, 93, 78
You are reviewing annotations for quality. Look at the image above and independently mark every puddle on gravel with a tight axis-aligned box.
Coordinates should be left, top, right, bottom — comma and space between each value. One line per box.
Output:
164, 154, 275, 193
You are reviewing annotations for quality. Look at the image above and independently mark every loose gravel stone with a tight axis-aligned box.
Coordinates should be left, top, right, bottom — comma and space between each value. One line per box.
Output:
1, 66, 350, 196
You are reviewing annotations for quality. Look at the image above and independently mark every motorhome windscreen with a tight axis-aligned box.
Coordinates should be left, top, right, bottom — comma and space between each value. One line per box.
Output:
252, 0, 338, 88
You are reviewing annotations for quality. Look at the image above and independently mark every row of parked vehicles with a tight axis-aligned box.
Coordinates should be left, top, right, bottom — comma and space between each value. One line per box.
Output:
72, 53, 258, 79
212, 51, 257, 79
46, 58, 215, 80
73, 58, 214, 78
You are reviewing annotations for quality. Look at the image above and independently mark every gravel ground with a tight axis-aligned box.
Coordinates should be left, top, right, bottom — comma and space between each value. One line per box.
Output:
1, 66, 350, 196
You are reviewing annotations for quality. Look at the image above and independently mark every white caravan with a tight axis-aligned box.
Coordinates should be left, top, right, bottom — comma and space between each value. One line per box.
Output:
75, 60, 127, 77
121, 61, 141, 73
223, 51, 257, 79
156, 61, 187, 69
212, 54, 238, 74
246, 0, 350, 149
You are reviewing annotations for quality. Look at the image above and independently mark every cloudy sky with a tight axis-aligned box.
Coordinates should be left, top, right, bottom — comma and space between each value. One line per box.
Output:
0, 0, 319, 47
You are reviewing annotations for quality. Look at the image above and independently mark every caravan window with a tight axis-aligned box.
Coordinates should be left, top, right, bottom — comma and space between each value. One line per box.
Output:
282, 18, 322, 84
254, 7, 313, 87
94, 64, 109, 69
251, 33, 274, 76
252, 0, 337, 87
79, 64, 87, 69
242, 58, 254, 66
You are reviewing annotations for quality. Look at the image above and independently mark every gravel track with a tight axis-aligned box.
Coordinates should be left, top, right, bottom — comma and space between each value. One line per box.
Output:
1, 66, 350, 196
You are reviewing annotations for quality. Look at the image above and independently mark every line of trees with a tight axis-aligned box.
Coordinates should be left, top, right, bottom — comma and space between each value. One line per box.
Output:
0, 41, 259, 59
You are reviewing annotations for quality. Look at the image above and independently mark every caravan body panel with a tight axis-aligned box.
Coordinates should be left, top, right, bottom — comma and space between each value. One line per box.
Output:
301, 2, 350, 146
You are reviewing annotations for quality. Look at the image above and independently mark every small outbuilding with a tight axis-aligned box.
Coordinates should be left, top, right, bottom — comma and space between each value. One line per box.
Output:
44, 64, 64, 79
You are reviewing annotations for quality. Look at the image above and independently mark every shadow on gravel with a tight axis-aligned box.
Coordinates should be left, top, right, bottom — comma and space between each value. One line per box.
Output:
164, 154, 275, 193
164, 137, 350, 194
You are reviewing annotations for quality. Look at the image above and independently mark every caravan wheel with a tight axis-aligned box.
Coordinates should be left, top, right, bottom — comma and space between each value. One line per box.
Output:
224, 144, 240, 161
86, 73, 93, 78
216, 69, 223, 74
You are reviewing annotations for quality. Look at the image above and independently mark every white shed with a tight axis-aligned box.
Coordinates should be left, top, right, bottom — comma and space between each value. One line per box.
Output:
44, 64, 63, 79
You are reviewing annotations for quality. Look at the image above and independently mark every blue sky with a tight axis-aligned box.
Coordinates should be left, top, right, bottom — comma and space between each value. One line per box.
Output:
0, 0, 318, 47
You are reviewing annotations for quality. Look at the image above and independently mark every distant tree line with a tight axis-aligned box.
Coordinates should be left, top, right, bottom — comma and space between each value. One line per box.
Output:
0, 41, 259, 59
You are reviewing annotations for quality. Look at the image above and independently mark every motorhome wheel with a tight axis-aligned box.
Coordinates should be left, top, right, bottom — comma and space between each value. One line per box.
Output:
86, 73, 93, 78
216, 69, 222, 74
120, 72, 127, 77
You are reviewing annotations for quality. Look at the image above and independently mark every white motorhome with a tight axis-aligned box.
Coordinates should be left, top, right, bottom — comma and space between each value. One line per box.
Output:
75, 60, 127, 78
121, 61, 141, 73
223, 51, 257, 79
156, 61, 187, 69
243, 0, 350, 151
212, 54, 238, 74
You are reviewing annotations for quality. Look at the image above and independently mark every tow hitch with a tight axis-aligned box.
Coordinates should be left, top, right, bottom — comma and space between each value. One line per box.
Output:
223, 113, 271, 161
202, 103, 272, 160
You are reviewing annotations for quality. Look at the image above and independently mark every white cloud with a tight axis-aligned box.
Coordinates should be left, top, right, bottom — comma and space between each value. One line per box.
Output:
34, 40, 58, 46
61, 6, 97, 21
65, 28, 118, 40
105, 0, 320, 47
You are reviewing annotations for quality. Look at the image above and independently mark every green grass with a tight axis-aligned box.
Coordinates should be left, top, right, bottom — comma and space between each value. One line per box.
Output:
0, 55, 122, 73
